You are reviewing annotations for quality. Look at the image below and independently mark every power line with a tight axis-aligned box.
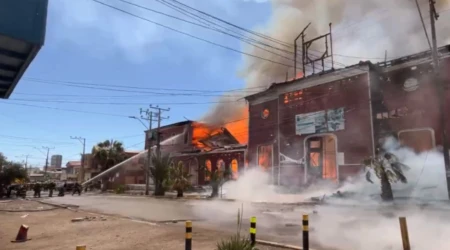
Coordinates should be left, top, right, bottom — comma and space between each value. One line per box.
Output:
91, 0, 299, 69
117, 0, 295, 59
7, 98, 244, 106
0, 102, 130, 117
0, 134, 75, 145
163, 0, 293, 47
21, 80, 243, 97
415, 0, 433, 50
161, 0, 402, 61
22, 77, 266, 94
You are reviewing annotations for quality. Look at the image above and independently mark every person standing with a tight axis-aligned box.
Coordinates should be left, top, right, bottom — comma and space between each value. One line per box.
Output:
48, 182, 56, 197
72, 182, 81, 196
33, 182, 41, 198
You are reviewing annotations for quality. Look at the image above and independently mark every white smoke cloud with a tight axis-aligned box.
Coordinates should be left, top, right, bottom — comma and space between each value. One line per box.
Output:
203, 0, 450, 124
190, 139, 450, 249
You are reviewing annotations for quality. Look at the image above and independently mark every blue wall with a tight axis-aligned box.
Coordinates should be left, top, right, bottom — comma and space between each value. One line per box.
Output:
0, 0, 48, 45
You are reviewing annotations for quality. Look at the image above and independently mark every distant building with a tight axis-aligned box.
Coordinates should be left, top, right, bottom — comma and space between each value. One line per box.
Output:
50, 155, 62, 168
65, 161, 80, 181
27, 167, 41, 175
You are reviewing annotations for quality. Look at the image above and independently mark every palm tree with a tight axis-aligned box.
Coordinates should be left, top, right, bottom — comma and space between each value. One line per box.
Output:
363, 150, 409, 201
149, 154, 171, 196
203, 166, 232, 198
169, 162, 191, 197
91, 139, 126, 192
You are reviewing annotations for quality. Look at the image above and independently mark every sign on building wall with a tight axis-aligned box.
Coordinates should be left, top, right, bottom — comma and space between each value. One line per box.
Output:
295, 107, 345, 135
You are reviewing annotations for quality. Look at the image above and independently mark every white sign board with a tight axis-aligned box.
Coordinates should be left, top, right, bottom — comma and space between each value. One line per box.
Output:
295, 107, 345, 135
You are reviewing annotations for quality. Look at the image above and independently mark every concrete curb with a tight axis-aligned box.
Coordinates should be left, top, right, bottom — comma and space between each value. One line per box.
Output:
0, 207, 59, 212
35, 200, 80, 209
0, 199, 65, 212
256, 239, 316, 250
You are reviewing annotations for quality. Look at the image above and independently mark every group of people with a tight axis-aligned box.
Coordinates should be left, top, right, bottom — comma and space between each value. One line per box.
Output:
0, 181, 84, 199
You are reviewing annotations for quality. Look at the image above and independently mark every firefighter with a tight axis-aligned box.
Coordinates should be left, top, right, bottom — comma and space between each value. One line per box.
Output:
33, 182, 42, 198
72, 182, 81, 196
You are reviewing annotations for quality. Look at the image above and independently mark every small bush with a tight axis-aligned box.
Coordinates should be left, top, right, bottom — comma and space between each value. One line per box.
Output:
115, 185, 125, 194
216, 235, 254, 250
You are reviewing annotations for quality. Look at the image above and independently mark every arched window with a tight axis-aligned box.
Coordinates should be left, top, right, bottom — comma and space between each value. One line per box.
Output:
217, 159, 225, 172
205, 159, 212, 181
231, 159, 239, 179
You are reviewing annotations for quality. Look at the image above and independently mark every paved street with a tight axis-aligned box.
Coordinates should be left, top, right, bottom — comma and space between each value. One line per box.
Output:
43, 194, 314, 246
41, 194, 450, 250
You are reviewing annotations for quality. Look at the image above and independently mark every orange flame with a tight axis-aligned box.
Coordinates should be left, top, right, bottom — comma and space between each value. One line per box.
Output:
191, 122, 222, 150
288, 71, 304, 81
224, 107, 249, 144
257, 145, 273, 171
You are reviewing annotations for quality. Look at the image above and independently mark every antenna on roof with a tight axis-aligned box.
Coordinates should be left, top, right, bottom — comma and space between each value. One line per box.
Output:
301, 22, 335, 76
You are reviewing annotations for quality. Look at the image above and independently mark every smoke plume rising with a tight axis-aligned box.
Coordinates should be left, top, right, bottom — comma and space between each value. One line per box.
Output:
202, 0, 450, 126
190, 139, 450, 249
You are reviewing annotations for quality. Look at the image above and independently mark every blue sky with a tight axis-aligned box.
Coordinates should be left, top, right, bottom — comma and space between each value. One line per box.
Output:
0, 0, 271, 167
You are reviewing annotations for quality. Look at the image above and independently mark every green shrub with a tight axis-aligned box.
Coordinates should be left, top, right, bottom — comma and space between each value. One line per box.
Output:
216, 235, 254, 250
115, 185, 125, 194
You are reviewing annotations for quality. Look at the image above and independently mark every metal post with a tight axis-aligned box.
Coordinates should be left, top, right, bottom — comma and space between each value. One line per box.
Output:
429, 0, 450, 198
294, 23, 311, 78
399, 217, 411, 250
250, 216, 256, 246
149, 106, 170, 159
145, 112, 153, 196
71, 137, 86, 183
302, 214, 309, 250
42, 146, 54, 174
185, 221, 192, 250
329, 23, 334, 70
81, 138, 86, 182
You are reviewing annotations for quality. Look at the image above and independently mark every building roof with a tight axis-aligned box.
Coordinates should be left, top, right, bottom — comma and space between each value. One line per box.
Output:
245, 45, 450, 102
174, 144, 247, 157
66, 161, 81, 167
146, 120, 192, 132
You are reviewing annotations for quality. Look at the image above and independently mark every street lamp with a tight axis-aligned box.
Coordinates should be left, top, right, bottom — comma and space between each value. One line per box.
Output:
128, 116, 148, 129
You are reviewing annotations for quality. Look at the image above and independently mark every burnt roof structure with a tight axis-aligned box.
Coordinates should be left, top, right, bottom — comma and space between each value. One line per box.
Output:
245, 45, 450, 102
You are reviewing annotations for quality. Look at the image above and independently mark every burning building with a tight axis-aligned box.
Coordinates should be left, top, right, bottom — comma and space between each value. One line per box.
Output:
145, 120, 246, 185
245, 45, 450, 186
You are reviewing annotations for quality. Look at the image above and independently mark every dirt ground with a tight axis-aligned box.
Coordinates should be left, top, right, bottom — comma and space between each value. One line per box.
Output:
0, 200, 284, 250
0, 199, 54, 211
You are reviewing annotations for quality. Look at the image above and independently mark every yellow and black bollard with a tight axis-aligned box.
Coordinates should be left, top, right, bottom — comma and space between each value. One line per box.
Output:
76, 245, 86, 250
302, 214, 309, 250
399, 217, 410, 250
250, 216, 256, 246
185, 221, 192, 250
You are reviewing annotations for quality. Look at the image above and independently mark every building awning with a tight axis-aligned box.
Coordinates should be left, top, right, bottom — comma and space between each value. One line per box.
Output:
0, 0, 48, 99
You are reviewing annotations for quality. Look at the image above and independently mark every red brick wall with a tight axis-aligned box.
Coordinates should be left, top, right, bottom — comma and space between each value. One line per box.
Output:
374, 57, 450, 148
247, 99, 279, 167
248, 72, 373, 182
145, 122, 192, 153
173, 151, 245, 185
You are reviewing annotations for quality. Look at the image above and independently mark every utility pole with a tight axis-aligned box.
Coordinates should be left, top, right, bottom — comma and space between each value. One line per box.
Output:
42, 146, 54, 173
149, 105, 170, 159
71, 136, 86, 183
16, 154, 31, 173
428, 0, 450, 199
133, 109, 156, 196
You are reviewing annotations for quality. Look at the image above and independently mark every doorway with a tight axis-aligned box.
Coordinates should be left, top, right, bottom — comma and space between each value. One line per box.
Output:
305, 135, 338, 181
188, 159, 199, 186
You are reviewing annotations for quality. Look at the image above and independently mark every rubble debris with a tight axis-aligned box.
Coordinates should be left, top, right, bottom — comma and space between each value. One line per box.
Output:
71, 216, 108, 222
21, 214, 29, 218
71, 217, 85, 222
